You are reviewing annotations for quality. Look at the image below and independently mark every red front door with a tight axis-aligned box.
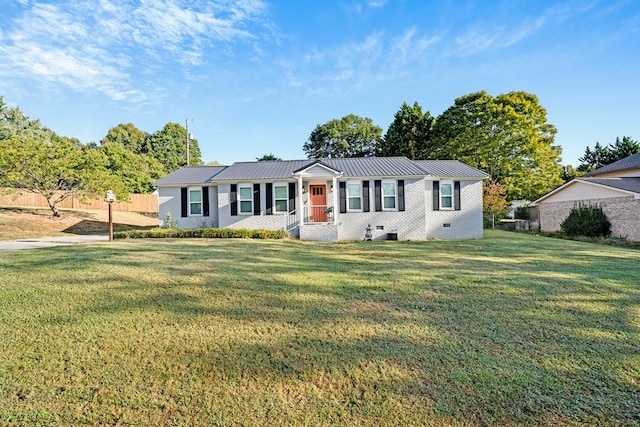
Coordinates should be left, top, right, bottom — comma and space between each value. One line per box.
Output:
309, 185, 327, 222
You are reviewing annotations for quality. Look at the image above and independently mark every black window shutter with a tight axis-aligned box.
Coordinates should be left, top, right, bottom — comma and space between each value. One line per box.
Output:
398, 180, 405, 212
230, 184, 238, 216
363, 180, 370, 212
181, 187, 188, 217
432, 181, 439, 211
339, 182, 347, 213
454, 181, 461, 211
203, 187, 210, 217
265, 183, 273, 215
374, 180, 382, 212
253, 183, 261, 215
288, 182, 296, 212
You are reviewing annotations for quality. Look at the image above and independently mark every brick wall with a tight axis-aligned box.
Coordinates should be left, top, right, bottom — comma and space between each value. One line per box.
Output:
425, 180, 484, 240
157, 186, 218, 229
538, 196, 640, 241
336, 178, 426, 241
300, 224, 339, 242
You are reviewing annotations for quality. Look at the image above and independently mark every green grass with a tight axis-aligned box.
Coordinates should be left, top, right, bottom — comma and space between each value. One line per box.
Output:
0, 230, 638, 426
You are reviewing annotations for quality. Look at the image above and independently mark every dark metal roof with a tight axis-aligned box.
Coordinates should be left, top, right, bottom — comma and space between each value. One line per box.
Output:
155, 158, 489, 184
583, 153, 640, 177
321, 157, 428, 177
213, 160, 310, 181
413, 160, 490, 178
152, 166, 226, 186
581, 177, 640, 194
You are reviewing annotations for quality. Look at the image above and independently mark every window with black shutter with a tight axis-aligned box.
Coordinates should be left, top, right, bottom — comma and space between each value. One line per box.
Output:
288, 182, 296, 212
374, 180, 382, 212
265, 183, 273, 215
230, 184, 238, 216
253, 183, 261, 215
363, 180, 370, 212
203, 187, 210, 217
181, 187, 188, 217
432, 181, 439, 211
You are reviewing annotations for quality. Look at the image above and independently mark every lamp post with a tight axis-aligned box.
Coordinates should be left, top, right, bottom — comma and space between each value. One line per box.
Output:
104, 190, 116, 241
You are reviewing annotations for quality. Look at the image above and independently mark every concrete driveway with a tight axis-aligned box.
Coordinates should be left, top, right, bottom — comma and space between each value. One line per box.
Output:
0, 235, 108, 252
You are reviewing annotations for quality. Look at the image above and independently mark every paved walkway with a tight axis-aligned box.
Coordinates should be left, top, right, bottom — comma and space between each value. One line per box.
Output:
0, 235, 108, 252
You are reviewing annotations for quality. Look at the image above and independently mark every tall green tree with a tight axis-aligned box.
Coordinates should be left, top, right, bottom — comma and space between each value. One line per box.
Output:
578, 136, 640, 171
560, 165, 582, 183
256, 153, 282, 161
0, 97, 129, 215
303, 114, 382, 158
0, 96, 49, 142
102, 123, 150, 154
147, 122, 203, 173
378, 101, 434, 159
577, 142, 610, 172
430, 91, 562, 201
99, 142, 164, 194
609, 136, 640, 160
0, 134, 113, 216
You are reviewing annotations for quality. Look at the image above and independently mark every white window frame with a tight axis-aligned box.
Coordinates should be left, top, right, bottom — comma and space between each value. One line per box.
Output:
238, 184, 253, 215
189, 187, 203, 216
440, 180, 454, 210
381, 179, 397, 211
274, 183, 289, 214
346, 181, 362, 212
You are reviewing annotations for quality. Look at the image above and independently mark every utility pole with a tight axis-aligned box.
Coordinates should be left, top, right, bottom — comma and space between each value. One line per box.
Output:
185, 118, 190, 166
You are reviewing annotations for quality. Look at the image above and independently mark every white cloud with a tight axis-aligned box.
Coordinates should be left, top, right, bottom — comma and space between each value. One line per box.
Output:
0, 0, 273, 102
368, 0, 388, 8
284, 28, 440, 96
452, 1, 596, 56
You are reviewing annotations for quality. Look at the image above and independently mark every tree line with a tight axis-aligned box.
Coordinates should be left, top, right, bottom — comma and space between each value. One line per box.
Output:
0, 96, 202, 216
302, 91, 638, 204
1, 91, 637, 217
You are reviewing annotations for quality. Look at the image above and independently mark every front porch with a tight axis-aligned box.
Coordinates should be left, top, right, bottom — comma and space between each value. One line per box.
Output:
290, 161, 343, 241
285, 205, 338, 241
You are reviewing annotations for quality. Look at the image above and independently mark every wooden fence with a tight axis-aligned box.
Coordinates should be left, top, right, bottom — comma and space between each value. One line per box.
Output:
0, 188, 158, 214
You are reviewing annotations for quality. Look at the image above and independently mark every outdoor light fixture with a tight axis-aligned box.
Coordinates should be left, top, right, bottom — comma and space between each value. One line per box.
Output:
104, 190, 116, 241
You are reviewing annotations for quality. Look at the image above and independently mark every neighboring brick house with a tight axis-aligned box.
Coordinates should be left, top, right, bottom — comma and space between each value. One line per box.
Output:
530, 153, 640, 241
153, 157, 489, 242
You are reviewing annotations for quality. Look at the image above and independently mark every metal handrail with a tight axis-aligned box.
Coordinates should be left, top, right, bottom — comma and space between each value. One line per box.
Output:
303, 205, 333, 223
285, 209, 298, 231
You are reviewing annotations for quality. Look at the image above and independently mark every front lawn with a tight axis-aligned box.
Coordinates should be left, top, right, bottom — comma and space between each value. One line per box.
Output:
0, 230, 638, 425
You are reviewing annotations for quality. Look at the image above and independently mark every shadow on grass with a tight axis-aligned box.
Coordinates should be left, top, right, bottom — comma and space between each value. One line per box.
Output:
1, 236, 639, 425
62, 219, 157, 235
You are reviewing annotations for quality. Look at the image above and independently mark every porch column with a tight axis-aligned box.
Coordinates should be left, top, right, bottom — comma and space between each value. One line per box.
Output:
332, 175, 338, 225
297, 175, 304, 229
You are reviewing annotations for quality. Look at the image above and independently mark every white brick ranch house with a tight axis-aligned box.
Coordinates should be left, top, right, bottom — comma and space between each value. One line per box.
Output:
152, 157, 489, 242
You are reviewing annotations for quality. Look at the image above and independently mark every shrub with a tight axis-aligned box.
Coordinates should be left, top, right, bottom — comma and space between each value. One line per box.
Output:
115, 227, 289, 240
514, 206, 529, 220
163, 212, 178, 229
560, 203, 611, 237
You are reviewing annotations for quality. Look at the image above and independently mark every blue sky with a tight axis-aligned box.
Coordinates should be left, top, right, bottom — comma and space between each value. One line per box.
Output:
1, 0, 638, 167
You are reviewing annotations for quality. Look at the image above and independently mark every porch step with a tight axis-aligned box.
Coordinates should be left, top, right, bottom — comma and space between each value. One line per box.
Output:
300, 223, 338, 242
